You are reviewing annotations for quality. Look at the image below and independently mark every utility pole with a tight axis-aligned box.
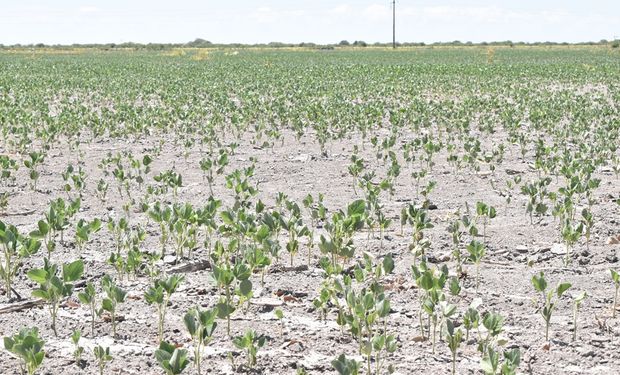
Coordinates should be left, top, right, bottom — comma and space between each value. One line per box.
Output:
392, 0, 396, 49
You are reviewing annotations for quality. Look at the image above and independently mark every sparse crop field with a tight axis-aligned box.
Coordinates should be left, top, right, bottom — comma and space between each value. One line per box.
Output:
1, 47, 620, 375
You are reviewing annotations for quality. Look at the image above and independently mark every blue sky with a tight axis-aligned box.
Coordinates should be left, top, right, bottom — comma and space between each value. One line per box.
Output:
2, 1, 619, 45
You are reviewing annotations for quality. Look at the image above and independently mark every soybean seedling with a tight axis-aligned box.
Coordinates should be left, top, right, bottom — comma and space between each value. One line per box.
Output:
145, 274, 184, 341
100, 275, 127, 338
275, 308, 284, 337
232, 330, 267, 369
27, 259, 84, 336
155, 341, 190, 375
23, 151, 45, 192
1, 221, 41, 300
78, 282, 98, 335
184, 307, 217, 375
463, 306, 480, 342
531, 272, 571, 341
3, 327, 45, 375
572, 291, 587, 341
481, 347, 521, 375
93, 345, 112, 375
446, 319, 463, 375
475, 201, 496, 242
75, 218, 102, 253
561, 219, 582, 265
332, 353, 361, 375
71, 330, 84, 366
467, 240, 485, 293
611, 269, 620, 317
478, 311, 504, 354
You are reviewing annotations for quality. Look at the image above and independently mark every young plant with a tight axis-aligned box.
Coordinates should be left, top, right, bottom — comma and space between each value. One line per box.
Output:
75, 218, 102, 253
475, 201, 496, 242
411, 262, 452, 353
531, 272, 571, 341
232, 330, 267, 369
145, 274, 184, 341
319, 199, 366, 269
78, 282, 98, 335
199, 148, 229, 194
96, 178, 109, 202
481, 347, 521, 375
27, 259, 84, 336
580, 208, 594, 251
184, 307, 217, 375
445, 319, 463, 375
71, 330, 84, 365
148, 202, 172, 257
1, 221, 41, 300
572, 291, 587, 341
93, 345, 112, 375
467, 240, 486, 293
401, 203, 433, 264
3, 327, 45, 375
463, 306, 481, 341
280, 199, 309, 266
332, 353, 361, 375
212, 261, 252, 335
23, 151, 45, 191
100, 275, 127, 338
560, 219, 582, 265
275, 308, 284, 337
155, 341, 190, 375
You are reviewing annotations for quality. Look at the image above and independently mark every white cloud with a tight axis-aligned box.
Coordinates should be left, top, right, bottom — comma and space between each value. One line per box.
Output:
252, 7, 277, 23
79, 6, 101, 14
248, 7, 307, 24
330, 4, 352, 15
363, 4, 390, 21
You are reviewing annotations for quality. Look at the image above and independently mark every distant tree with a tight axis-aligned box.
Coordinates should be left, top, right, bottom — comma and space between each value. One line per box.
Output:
339, 40, 350, 46
353, 40, 367, 47
186, 38, 212, 47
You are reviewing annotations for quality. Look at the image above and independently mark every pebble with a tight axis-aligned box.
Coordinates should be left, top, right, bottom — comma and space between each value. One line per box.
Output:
606, 252, 618, 263
550, 243, 567, 255
515, 245, 528, 253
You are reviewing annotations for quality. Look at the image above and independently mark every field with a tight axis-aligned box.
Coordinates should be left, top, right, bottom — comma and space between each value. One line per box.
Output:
0, 46, 619, 374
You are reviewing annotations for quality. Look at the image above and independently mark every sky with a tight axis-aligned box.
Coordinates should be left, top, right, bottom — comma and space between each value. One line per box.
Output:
1, 0, 619, 45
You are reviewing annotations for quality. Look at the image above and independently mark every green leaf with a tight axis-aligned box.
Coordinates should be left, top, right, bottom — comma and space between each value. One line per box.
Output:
63, 260, 84, 282
32, 289, 49, 300
101, 298, 114, 312
347, 199, 365, 217
27, 269, 48, 284
239, 279, 252, 297
557, 282, 571, 297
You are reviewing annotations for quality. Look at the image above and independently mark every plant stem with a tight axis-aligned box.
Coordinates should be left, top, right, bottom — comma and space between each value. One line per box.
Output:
614, 286, 619, 318
572, 304, 577, 341
452, 352, 456, 375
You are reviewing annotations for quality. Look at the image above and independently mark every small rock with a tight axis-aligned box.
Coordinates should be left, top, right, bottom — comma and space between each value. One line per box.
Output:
505, 168, 524, 175
550, 243, 567, 255
607, 236, 620, 245
578, 257, 590, 265
292, 154, 310, 163
250, 297, 283, 307
515, 245, 528, 253
605, 251, 618, 263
